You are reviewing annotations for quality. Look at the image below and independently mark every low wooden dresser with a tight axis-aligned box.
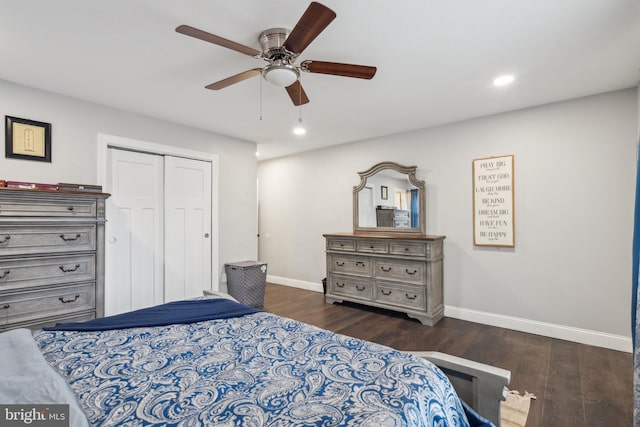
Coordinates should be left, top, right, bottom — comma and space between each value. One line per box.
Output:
324, 232, 445, 326
0, 188, 109, 331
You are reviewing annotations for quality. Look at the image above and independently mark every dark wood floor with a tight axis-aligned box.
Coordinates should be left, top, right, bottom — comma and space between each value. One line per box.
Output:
262, 283, 633, 427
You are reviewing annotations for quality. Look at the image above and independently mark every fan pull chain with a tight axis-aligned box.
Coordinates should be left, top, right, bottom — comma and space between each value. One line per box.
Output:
298, 83, 302, 124
259, 76, 263, 121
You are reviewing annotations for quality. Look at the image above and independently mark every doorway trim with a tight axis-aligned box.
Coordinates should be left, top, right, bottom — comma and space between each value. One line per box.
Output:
97, 133, 220, 291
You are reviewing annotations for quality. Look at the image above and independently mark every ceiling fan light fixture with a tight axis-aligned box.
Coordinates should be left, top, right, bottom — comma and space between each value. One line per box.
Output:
263, 63, 299, 87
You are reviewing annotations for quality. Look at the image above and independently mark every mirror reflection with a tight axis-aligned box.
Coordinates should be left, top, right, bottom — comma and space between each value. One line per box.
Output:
353, 162, 426, 234
357, 170, 419, 228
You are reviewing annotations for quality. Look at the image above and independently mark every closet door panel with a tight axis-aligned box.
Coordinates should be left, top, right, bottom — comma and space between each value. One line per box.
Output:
105, 149, 164, 315
164, 156, 212, 302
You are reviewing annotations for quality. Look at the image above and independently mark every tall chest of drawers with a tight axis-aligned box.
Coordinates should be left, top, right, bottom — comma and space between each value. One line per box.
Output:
324, 232, 445, 326
0, 188, 109, 331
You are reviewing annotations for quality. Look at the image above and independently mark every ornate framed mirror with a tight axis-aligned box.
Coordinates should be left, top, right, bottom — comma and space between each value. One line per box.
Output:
353, 161, 426, 235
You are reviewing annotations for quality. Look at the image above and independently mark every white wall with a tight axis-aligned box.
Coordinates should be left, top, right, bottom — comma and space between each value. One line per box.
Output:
0, 79, 258, 286
258, 88, 638, 351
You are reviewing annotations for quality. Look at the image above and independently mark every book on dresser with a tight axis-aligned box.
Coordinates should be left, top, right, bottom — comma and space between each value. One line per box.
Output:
0, 187, 109, 331
57, 182, 103, 192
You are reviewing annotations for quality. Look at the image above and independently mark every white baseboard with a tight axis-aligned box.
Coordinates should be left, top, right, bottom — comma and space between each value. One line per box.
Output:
267, 275, 324, 293
445, 305, 632, 353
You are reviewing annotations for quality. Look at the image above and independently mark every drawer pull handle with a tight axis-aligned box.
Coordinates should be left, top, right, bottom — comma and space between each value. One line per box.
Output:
59, 294, 80, 304
355, 261, 365, 267
381, 289, 392, 296
405, 293, 418, 300
1, 304, 9, 310
336, 261, 345, 266
381, 266, 392, 272
336, 282, 345, 288
0, 270, 9, 279
60, 233, 81, 241
59, 264, 80, 273
0, 235, 10, 244
405, 269, 418, 275
67, 206, 75, 211
356, 285, 366, 291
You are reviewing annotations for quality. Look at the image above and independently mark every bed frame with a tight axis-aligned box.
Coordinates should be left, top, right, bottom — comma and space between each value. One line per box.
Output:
410, 351, 511, 426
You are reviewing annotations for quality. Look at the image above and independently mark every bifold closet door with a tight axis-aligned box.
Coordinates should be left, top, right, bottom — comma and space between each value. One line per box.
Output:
105, 148, 213, 315
105, 149, 164, 315
164, 156, 212, 302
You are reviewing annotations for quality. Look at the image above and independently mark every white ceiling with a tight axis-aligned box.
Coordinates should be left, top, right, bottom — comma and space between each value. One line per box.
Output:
1, 1, 639, 159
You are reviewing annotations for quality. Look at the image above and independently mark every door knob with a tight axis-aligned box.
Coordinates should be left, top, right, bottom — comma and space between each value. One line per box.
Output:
204, 233, 210, 238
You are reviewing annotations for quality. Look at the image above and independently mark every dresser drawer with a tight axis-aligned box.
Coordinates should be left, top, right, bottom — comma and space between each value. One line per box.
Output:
329, 275, 372, 300
0, 224, 96, 256
357, 239, 388, 254
375, 281, 426, 311
328, 254, 371, 276
374, 259, 425, 285
389, 241, 428, 257
0, 254, 95, 292
0, 197, 97, 218
0, 283, 95, 327
327, 238, 357, 251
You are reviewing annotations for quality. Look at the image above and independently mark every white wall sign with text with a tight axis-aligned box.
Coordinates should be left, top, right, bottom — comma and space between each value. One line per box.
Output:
472, 155, 515, 247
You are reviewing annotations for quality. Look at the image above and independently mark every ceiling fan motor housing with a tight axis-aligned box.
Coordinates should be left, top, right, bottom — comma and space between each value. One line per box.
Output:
259, 28, 295, 61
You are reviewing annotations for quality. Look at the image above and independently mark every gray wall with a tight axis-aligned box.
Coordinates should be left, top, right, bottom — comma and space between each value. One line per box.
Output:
0, 79, 258, 285
258, 89, 638, 349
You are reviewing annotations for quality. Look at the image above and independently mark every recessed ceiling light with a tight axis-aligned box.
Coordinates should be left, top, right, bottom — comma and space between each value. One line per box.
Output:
493, 74, 515, 87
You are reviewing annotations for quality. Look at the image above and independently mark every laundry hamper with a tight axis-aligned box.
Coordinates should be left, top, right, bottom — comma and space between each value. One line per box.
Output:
224, 261, 267, 307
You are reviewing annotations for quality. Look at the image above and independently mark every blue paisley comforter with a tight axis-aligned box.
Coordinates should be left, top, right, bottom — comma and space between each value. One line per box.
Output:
33, 310, 469, 426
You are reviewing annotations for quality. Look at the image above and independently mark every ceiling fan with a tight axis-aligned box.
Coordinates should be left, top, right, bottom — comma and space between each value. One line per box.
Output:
176, 1, 377, 106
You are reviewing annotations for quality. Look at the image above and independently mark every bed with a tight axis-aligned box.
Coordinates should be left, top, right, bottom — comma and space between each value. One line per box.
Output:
0, 296, 509, 426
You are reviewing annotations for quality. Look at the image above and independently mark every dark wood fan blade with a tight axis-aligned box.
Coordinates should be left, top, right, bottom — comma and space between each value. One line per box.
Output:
176, 25, 262, 57
301, 60, 377, 79
283, 2, 336, 54
286, 80, 310, 106
206, 69, 262, 90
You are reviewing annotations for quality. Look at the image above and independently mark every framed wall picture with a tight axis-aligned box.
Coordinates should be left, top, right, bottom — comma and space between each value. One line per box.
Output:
381, 185, 388, 200
472, 154, 515, 247
5, 116, 52, 162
